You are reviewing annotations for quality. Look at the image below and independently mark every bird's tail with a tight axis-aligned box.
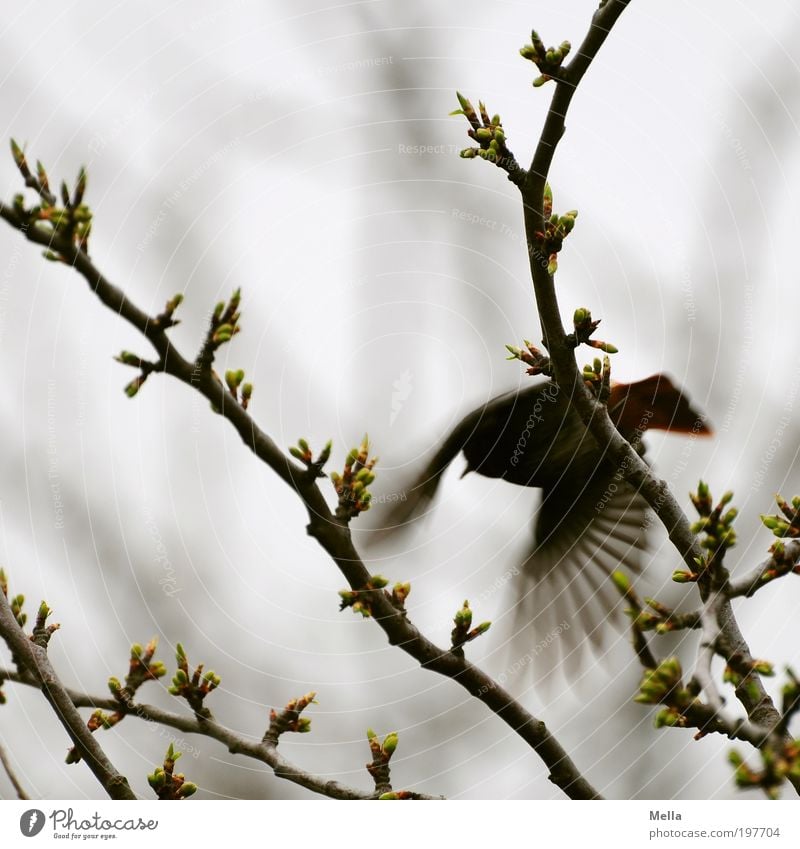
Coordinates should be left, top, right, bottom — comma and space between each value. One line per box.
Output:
366, 405, 483, 539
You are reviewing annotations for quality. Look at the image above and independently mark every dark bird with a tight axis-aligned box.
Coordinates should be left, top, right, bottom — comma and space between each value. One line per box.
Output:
374, 374, 711, 672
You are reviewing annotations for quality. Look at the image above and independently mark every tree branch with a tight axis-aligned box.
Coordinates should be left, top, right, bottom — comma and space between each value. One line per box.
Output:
0, 668, 428, 800
513, 0, 786, 746
0, 741, 29, 800
0, 201, 601, 799
0, 594, 136, 800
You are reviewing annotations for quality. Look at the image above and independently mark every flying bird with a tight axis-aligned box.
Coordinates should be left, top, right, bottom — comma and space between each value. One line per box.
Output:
374, 373, 711, 672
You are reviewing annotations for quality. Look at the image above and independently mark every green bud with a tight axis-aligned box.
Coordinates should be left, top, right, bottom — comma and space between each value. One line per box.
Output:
611, 571, 631, 594
456, 91, 472, 113
460, 148, 478, 159
370, 575, 389, 589
147, 768, 166, 791
178, 782, 198, 798
382, 732, 399, 756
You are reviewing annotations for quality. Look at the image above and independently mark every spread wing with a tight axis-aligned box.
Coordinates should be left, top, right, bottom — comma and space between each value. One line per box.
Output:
506, 464, 649, 681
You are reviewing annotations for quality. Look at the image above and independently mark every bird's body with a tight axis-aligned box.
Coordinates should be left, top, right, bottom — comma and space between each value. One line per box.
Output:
376, 374, 710, 675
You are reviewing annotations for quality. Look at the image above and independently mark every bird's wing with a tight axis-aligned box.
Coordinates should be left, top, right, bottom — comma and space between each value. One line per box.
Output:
506, 467, 649, 682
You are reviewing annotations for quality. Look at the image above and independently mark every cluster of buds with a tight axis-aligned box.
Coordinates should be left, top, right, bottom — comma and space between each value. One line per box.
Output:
114, 350, 161, 398
339, 574, 389, 618
224, 368, 253, 410
366, 728, 399, 795
723, 656, 774, 689
10, 140, 92, 257
582, 355, 611, 401
761, 494, 800, 539
147, 744, 198, 800
519, 30, 571, 86
757, 540, 800, 587
728, 742, 800, 800
533, 184, 578, 275
452, 93, 520, 178
330, 436, 377, 521
505, 339, 551, 377
111, 638, 167, 703
571, 308, 619, 354
612, 573, 687, 635
634, 656, 695, 720
68, 638, 167, 764
264, 692, 317, 743
689, 481, 739, 571
168, 643, 221, 718
66, 709, 123, 764
450, 600, 491, 653
288, 438, 332, 479
196, 289, 242, 373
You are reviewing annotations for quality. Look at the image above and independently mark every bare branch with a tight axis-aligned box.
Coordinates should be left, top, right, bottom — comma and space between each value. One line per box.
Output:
0, 741, 29, 800
0, 593, 136, 800
0, 668, 437, 800
510, 0, 786, 746
0, 202, 600, 799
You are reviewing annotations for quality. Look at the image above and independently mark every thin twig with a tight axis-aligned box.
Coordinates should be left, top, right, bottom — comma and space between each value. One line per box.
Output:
0, 741, 29, 800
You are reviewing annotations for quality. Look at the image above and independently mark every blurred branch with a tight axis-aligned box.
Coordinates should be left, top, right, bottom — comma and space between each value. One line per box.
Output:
0, 741, 29, 800
0, 593, 136, 800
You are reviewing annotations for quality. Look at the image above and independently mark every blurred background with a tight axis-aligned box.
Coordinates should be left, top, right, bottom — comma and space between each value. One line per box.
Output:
0, 0, 799, 800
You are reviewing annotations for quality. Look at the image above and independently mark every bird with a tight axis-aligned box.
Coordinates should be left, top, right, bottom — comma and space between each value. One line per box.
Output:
372, 373, 711, 675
